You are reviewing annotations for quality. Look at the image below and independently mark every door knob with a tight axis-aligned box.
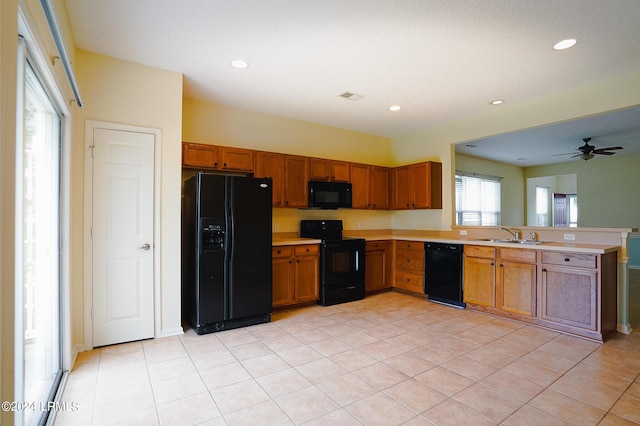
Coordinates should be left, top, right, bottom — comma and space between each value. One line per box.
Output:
139, 243, 151, 250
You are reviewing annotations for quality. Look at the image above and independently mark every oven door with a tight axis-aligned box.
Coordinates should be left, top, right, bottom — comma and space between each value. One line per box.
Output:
320, 239, 365, 305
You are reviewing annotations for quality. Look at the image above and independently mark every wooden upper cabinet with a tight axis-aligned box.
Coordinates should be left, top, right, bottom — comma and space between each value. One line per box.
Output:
411, 162, 442, 209
390, 166, 411, 209
370, 166, 389, 209
219, 147, 254, 172
390, 162, 442, 210
330, 161, 350, 182
182, 142, 254, 172
309, 158, 350, 182
283, 155, 309, 208
351, 164, 389, 210
181, 142, 428, 211
182, 142, 220, 169
309, 158, 331, 181
255, 151, 284, 207
350, 163, 371, 209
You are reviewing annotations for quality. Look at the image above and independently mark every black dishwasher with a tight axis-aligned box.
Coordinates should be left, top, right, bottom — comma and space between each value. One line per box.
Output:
424, 242, 465, 308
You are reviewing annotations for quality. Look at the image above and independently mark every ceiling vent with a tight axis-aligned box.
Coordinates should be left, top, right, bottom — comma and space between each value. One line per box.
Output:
339, 92, 364, 101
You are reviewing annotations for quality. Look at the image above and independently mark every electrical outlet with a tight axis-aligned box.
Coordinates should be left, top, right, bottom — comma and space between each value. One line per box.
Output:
358, 222, 362, 229
563, 233, 575, 241
274, 223, 280, 232
459, 230, 468, 236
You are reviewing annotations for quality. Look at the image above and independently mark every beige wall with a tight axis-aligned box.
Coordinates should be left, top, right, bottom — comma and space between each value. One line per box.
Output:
183, 99, 392, 165
526, 153, 640, 229
183, 98, 395, 233
389, 70, 640, 231
73, 51, 184, 346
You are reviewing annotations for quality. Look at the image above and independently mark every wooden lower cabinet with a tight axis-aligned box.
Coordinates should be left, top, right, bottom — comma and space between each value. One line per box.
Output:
365, 241, 391, 292
393, 241, 425, 294
496, 248, 537, 317
463, 246, 496, 307
539, 250, 617, 341
464, 245, 617, 342
272, 245, 319, 308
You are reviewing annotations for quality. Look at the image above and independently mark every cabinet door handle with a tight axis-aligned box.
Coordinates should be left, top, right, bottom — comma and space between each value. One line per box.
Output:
499, 263, 503, 267
564, 258, 570, 262
490, 262, 495, 266
542, 268, 547, 272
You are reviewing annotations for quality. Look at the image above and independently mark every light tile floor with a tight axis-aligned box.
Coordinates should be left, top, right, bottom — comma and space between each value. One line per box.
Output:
54, 291, 640, 425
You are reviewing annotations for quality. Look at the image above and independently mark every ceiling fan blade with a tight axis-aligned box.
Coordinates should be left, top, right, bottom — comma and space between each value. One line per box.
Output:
593, 146, 623, 152
594, 151, 615, 155
552, 152, 577, 156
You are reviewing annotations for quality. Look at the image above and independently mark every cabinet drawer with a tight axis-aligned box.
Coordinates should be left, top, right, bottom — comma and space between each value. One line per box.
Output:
498, 248, 537, 263
395, 271, 424, 292
294, 244, 319, 256
272, 246, 293, 258
464, 245, 495, 259
396, 241, 424, 251
396, 249, 424, 272
541, 252, 597, 269
366, 241, 389, 251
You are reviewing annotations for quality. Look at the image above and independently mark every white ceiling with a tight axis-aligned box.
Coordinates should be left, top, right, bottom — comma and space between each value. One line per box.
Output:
64, 0, 640, 164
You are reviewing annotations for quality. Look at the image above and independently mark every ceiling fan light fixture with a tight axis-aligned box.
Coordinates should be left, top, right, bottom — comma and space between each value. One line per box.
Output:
389, 105, 402, 111
580, 153, 595, 161
553, 38, 578, 50
489, 99, 504, 105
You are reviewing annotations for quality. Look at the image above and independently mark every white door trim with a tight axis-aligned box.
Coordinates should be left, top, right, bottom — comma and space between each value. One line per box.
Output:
83, 120, 162, 350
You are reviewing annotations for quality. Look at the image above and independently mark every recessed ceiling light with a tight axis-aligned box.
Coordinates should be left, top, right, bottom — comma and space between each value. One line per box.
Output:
553, 38, 577, 50
230, 59, 249, 69
389, 105, 402, 111
489, 99, 504, 105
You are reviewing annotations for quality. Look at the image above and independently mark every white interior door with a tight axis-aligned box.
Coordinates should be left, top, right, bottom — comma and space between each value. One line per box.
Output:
92, 128, 155, 347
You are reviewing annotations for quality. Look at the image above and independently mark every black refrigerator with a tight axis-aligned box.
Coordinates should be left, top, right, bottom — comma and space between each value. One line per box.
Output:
182, 172, 272, 335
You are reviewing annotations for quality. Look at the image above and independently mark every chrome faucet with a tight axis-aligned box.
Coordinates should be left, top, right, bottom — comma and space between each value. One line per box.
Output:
529, 231, 537, 242
499, 227, 520, 239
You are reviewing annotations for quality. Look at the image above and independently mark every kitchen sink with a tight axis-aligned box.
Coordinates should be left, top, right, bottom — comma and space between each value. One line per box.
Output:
474, 238, 544, 245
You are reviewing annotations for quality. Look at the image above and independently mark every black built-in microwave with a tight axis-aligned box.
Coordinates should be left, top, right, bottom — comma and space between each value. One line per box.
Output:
307, 181, 352, 209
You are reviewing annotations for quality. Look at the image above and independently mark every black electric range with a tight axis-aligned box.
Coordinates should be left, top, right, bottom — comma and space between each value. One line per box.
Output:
300, 220, 365, 306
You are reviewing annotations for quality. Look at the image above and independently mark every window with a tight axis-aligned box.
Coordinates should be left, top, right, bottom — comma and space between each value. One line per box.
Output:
455, 172, 501, 226
568, 194, 578, 227
536, 186, 549, 226
16, 37, 64, 426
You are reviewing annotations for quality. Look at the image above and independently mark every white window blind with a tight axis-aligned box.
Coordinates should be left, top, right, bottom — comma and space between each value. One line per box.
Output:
455, 172, 501, 226
536, 186, 549, 226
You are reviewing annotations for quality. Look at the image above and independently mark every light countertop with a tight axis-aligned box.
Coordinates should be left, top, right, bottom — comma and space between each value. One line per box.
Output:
272, 231, 620, 254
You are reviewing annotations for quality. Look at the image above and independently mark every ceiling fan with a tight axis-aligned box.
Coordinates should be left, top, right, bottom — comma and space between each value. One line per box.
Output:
553, 137, 624, 161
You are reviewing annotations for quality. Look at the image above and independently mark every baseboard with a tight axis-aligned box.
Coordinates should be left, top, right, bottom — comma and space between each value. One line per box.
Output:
69, 343, 85, 371
158, 326, 184, 338
617, 323, 633, 334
